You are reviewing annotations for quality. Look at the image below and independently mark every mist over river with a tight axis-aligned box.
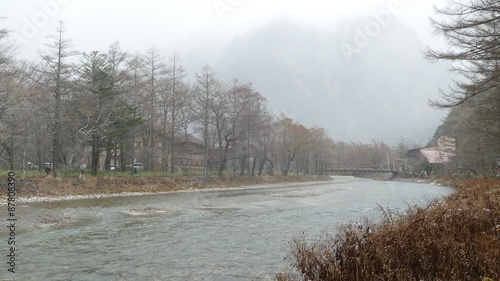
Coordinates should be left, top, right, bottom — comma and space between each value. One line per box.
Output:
3, 176, 455, 280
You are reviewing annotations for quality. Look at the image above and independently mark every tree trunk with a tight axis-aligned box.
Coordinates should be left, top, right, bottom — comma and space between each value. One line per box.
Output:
113, 141, 119, 170
51, 105, 60, 177
283, 162, 290, 176
4, 140, 14, 170
203, 107, 209, 176
283, 149, 296, 176
218, 157, 227, 177
218, 142, 231, 177
104, 144, 112, 171
119, 141, 126, 172
51, 52, 62, 178
258, 156, 266, 176
129, 135, 135, 175
169, 130, 175, 174
91, 134, 100, 176
239, 155, 246, 176
162, 132, 168, 172
36, 137, 43, 173
251, 155, 257, 176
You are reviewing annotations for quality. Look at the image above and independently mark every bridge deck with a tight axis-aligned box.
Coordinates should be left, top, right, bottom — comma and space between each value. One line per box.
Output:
324, 168, 397, 173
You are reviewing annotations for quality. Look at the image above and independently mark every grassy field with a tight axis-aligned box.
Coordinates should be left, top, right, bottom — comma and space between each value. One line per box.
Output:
277, 178, 500, 281
3, 168, 208, 178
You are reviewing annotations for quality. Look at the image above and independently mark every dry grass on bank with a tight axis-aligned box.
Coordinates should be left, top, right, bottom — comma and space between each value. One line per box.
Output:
1, 174, 332, 198
277, 179, 500, 281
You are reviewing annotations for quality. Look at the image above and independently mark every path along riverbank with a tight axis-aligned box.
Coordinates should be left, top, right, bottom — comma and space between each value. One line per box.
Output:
1, 175, 333, 202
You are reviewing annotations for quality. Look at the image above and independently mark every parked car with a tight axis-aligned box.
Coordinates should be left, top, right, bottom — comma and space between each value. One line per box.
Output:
132, 163, 145, 172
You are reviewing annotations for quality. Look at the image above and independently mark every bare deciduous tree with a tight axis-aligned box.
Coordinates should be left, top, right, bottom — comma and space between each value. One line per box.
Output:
194, 64, 219, 176
141, 47, 165, 171
37, 21, 76, 176
124, 52, 147, 173
426, 0, 500, 108
165, 52, 186, 173
0, 63, 37, 170
276, 116, 312, 176
426, 0, 500, 174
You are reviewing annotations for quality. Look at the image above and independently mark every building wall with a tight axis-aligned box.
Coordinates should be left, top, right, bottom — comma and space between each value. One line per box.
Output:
134, 135, 205, 171
437, 136, 456, 152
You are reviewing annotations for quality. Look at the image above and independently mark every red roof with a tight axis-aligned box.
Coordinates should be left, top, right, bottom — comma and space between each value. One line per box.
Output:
420, 147, 454, 164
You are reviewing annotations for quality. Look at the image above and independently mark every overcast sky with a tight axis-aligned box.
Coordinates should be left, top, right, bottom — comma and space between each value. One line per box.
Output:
2, 0, 447, 60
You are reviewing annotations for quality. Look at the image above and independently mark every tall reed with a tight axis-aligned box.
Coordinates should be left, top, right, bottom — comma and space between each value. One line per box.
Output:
278, 179, 500, 280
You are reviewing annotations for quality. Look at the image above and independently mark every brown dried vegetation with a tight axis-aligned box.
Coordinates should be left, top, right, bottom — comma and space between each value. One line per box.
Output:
1, 175, 331, 198
279, 179, 500, 280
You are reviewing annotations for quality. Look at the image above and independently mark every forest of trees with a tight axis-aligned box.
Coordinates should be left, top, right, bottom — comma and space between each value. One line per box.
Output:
426, 0, 500, 176
0, 21, 406, 177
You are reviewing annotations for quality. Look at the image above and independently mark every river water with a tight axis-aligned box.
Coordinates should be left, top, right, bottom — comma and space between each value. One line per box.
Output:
3, 176, 455, 280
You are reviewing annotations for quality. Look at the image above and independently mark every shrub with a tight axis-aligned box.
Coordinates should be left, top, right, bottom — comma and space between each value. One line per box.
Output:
278, 179, 500, 280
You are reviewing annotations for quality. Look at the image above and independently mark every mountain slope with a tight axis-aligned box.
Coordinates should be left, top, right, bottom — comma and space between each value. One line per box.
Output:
181, 16, 452, 144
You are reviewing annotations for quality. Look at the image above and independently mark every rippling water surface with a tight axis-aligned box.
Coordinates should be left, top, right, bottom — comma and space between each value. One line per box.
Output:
3, 177, 455, 280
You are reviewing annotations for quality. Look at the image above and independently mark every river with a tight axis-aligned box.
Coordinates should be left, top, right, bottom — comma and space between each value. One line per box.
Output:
2, 176, 455, 280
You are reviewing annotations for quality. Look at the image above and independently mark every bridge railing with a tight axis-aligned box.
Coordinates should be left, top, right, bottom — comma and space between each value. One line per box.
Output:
323, 167, 397, 173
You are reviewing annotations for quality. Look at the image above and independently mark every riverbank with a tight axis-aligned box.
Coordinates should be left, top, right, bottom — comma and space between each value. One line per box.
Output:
1, 174, 333, 202
278, 178, 500, 281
